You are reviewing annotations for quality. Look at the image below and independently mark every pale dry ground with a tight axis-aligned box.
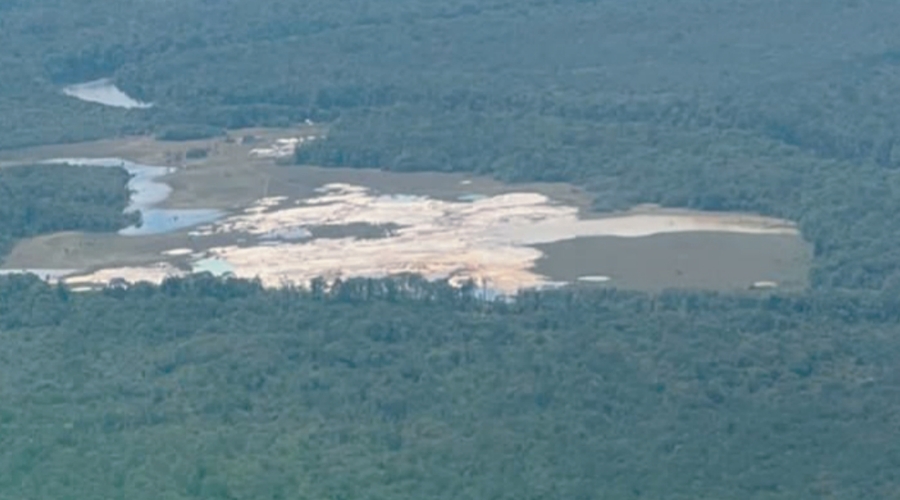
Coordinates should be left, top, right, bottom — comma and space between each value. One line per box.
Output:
2, 231, 195, 270
0, 126, 587, 209
162, 248, 193, 256
0, 127, 318, 269
65, 263, 184, 286
0, 128, 589, 273
65, 183, 801, 293
1, 128, 808, 292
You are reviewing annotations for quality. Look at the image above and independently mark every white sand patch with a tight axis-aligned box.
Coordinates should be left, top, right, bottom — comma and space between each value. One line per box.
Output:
250, 140, 298, 159
240, 196, 288, 215
65, 263, 185, 286
162, 248, 193, 256
207, 241, 545, 292
577, 275, 612, 283
249, 136, 317, 159
187, 184, 798, 293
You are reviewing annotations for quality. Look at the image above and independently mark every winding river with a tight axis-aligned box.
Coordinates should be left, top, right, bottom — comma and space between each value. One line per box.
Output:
46, 158, 223, 235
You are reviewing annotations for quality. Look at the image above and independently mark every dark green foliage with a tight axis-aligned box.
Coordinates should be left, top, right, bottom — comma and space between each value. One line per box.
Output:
0, 164, 137, 259
4, 0, 898, 288
1, 276, 900, 499
3, 2, 900, 497
296, 108, 900, 290
156, 125, 224, 142
184, 147, 209, 159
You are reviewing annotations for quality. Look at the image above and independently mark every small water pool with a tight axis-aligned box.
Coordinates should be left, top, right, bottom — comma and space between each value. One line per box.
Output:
192, 257, 235, 277
45, 158, 224, 235
122, 209, 224, 236
62, 79, 153, 109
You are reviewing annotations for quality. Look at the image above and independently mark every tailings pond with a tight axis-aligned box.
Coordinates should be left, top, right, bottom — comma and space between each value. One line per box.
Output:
0, 132, 811, 293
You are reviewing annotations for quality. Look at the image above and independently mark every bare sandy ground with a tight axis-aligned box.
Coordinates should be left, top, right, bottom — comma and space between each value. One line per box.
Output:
1, 129, 806, 293
65, 264, 184, 287
64, 183, 799, 293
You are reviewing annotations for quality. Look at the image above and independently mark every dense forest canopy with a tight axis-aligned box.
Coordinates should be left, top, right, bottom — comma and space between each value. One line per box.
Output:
0, 164, 136, 260
2, 0, 900, 288
2, 1, 900, 499
1, 275, 900, 500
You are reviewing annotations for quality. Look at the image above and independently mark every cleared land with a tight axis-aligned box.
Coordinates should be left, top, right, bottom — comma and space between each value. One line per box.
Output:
0, 129, 811, 292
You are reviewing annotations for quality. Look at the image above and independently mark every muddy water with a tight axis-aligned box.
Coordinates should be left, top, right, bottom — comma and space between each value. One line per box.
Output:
535, 232, 810, 291
172, 176, 807, 293
264, 168, 809, 292
8, 142, 810, 292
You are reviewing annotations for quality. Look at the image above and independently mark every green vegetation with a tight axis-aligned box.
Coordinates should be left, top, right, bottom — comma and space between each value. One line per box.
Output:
0, 164, 136, 259
298, 115, 894, 289
2, 1, 900, 498
3, 0, 900, 289
184, 147, 210, 160
2, 274, 899, 500
156, 125, 225, 142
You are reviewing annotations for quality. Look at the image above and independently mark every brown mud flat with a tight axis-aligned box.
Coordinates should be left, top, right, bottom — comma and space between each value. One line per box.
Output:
535, 232, 810, 292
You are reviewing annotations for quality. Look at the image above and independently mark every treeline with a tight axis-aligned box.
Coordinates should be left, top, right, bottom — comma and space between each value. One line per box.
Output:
1, 1, 900, 291
295, 105, 900, 290
2, 0, 900, 167
0, 164, 137, 259
2, 274, 900, 499
2, 1, 899, 287
4, 2, 900, 498
155, 124, 225, 142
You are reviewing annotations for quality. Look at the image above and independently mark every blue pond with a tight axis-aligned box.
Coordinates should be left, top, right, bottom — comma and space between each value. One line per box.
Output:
62, 79, 153, 109
192, 257, 235, 276
121, 209, 223, 236
46, 157, 224, 235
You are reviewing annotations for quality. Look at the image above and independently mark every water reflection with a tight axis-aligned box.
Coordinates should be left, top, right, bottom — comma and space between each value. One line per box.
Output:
62, 79, 153, 109
121, 210, 223, 236
45, 158, 223, 235
192, 257, 235, 277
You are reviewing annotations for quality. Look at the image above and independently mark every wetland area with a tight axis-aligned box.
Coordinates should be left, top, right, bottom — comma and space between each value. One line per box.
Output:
0, 128, 811, 294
